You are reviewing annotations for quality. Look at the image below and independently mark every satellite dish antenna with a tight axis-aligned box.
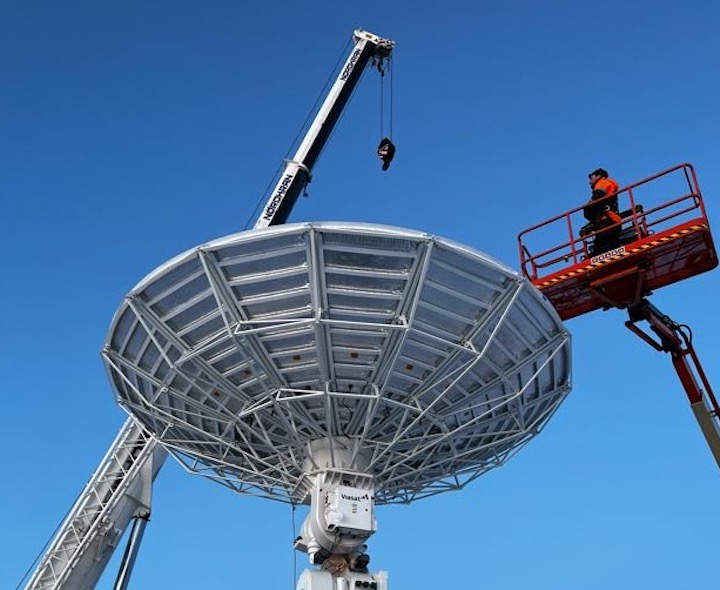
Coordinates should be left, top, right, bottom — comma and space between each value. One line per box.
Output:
103, 222, 571, 588
22, 29, 570, 590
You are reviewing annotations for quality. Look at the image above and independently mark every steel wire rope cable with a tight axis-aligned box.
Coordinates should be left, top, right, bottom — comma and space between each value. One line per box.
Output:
290, 502, 298, 589
379, 52, 394, 141
379, 59, 384, 139
242, 35, 353, 230
389, 52, 394, 141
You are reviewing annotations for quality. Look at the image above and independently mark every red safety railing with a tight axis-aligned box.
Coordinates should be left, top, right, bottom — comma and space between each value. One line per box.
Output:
518, 163, 711, 282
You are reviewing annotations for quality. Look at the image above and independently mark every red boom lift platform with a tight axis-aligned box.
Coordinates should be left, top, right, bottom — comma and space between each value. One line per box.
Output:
518, 163, 720, 469
518, 163, 717, 320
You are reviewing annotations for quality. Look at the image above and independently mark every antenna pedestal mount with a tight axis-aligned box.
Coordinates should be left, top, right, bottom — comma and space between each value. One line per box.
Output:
294, 437, 385, 590
294, 437, 383, 590
296, 437, 376, 563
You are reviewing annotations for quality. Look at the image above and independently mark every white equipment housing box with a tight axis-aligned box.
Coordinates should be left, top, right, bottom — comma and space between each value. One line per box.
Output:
325, 486, 375, 533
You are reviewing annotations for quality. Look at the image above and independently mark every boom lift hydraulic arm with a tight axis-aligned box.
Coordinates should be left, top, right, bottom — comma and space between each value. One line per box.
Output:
626, 298, 720, 469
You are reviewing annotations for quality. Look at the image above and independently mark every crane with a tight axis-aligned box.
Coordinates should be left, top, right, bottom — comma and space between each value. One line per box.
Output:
254, 29, 394, 229
518, 163, 720, 469
21, 28, 395, 590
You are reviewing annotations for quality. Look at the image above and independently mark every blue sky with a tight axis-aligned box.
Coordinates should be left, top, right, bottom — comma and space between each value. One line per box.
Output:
3, 1, 720, 588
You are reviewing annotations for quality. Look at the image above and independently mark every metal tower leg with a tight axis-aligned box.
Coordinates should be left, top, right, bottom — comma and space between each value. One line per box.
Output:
112, 513, 150, 590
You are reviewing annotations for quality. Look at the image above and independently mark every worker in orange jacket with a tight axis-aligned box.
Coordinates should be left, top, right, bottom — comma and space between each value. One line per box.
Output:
582, 168, 622, 255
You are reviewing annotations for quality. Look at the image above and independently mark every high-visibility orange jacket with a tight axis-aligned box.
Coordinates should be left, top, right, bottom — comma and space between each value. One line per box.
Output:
585, 177, 620, 222
592, 178, 619, 203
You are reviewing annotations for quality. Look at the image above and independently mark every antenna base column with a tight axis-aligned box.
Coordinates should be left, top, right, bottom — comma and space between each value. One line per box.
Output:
297, 567, 388, 590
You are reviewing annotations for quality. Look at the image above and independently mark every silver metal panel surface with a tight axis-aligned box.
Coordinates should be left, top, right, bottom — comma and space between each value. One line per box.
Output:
103, 222, 571, 504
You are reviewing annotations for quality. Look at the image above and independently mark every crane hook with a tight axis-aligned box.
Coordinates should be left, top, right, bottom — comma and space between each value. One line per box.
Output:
377, 137, 396, 171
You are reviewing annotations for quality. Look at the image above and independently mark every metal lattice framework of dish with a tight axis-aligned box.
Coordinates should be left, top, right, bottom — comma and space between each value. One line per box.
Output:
103, 222, 571, 505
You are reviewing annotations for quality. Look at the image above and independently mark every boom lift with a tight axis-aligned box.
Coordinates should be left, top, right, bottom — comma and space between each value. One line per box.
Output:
21, 28, 394, 590
518, 163, 720, 469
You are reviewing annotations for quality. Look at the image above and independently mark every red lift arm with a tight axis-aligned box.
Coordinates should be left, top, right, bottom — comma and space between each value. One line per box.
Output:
626, 298, 720, 469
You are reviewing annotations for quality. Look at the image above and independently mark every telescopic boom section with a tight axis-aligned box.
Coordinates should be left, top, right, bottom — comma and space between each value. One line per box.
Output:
254, 29, 394, 229
626, 299, 720, 470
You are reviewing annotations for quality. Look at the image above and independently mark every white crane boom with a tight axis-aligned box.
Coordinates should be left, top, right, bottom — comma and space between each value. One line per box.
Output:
22, 27, 394, 590
254, 28, 394, 228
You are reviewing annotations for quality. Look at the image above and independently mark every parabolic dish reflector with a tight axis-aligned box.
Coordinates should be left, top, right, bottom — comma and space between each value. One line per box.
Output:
103, 222, 571, 504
